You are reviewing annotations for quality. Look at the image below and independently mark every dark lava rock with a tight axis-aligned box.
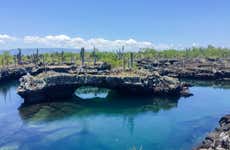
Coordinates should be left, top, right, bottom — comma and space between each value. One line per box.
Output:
0, 67, 33, 83
137, 58, 230, 81
195, 114, 230, 150
17, 71, 191, 103
0, 63, 111, 83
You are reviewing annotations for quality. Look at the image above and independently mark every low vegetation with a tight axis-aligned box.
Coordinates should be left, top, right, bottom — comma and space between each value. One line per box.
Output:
0, 45, 230, 69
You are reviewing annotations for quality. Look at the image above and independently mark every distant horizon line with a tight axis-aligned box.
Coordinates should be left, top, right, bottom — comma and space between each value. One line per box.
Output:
0, 45, 229, 52
1, 34, 229, 51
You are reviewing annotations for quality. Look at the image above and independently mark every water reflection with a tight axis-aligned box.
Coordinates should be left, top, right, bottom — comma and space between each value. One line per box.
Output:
182, 79, 230, 89
1, 81, 230, 150
19, 92, 180, 123
75, 86, 110, 99
0, 80, 18, 102
18, 91, 180, 143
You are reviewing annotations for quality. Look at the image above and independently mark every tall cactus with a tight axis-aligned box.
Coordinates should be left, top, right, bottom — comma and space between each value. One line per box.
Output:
1, 57, 4, 69
3, 51, 10, 68
122, 46, 125, 70
55, 52, 58, 64
36, 48, 39, 65
51, 53, 55, 64
130, 52, 134, 69
93, 46, 97, 65
42, 55, 45, 64
80, 47, 85, 66
41, 55, 47, 73
13, 55, 17, 67
31, 53, 35, 64
70, 53, 74, 64
17, 48, 22, 65
61, 50, 64, 64
116, 49, 123, 60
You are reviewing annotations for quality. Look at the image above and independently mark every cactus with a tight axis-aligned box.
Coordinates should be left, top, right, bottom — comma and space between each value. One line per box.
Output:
17, 48, 22, 65
122, 46, 127, 70
41, 55, 47, 73
61, 50, 65, 64
130, 52, 134, 69
1, 58, 4, 69
116, 49, 123, 60
70, 53, 74, 64
13, 55, 17, 67
36, 48, 39, 65
3, 51, 10, 68
123, 57, 126, 70
40, 54, 44, 65
80, 47, 85, 66
92, 46, 97, 65
31, 53, 35, 64
55, 52, 61, 64
122, 46, 125, 70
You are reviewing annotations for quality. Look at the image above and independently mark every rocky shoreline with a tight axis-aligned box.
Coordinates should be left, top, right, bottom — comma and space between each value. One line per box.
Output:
2, 58, 230, 83
0, 66, 33, 83
137, 58, 230, 80
195, 114, 230, 150
0, 62, 111, 83
2, 60, 230, 149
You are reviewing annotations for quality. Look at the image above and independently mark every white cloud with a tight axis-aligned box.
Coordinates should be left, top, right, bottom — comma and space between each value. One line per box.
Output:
24, 35, 156, 51
1, 34, 221, 51
0, 34, 16, 44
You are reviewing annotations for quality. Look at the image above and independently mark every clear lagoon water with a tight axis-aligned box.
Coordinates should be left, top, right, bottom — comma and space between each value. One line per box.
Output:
0, 80, 230, 150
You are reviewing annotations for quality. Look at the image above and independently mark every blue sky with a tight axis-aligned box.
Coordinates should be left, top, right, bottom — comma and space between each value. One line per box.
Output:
0, 0, 229, 50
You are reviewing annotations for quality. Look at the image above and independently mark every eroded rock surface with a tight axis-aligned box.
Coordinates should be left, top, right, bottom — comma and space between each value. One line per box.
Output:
0, 66, 33, 82
0, 62, 111, 83
17, 70, 191, 103
137, 58, 230, 80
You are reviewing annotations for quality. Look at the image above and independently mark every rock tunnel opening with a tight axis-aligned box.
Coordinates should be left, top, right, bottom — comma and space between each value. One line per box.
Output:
74, 86, 110, 99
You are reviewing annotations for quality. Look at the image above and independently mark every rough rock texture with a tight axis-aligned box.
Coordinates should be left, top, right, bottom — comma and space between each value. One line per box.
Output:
137, 58, 230, 80
0, 66, 33, 83
195, 115, 230, 150
0, 62, 111, 83
17, 71, 191, 103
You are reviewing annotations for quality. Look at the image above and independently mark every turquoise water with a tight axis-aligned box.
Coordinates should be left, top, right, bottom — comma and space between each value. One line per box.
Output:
0, 81, 230, 150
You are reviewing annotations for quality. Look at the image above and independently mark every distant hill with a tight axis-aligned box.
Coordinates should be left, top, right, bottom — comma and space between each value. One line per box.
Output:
0, 48, 87, 55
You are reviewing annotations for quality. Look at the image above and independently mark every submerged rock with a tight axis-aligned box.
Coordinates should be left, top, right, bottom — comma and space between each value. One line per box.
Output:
19, 102, 83, 122
17, 71, 191, 103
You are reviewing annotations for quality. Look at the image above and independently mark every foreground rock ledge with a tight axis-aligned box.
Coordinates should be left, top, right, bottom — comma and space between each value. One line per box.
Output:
17, 71, 191, 103
195, 115, 230, 150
